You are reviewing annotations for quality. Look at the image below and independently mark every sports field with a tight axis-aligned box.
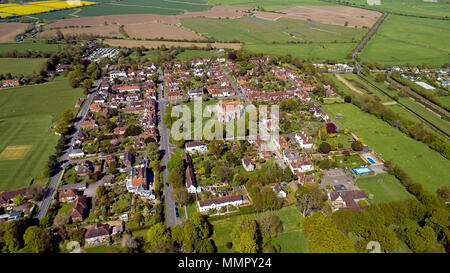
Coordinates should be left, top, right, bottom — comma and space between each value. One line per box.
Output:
356, 173, 413, 203
182, 16, 365, 60
0, 58, 47, 75
0, 78, 83, 190
322, 103, 450, 193
360, 15, 450, 66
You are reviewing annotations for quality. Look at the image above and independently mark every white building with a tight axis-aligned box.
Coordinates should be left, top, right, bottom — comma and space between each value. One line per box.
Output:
197, 195, 243, 212
295, 132, 313, 149
216, 100, 244, 123
185, 141, 208, 154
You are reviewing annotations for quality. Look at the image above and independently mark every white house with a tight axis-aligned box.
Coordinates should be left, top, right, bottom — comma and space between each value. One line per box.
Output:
289, 158, 313, 173
197, 195, 243, 212
185, 141, 208, 154
68, 149, 85, 159
242, 156, 255, 172
295, 132, 313, 149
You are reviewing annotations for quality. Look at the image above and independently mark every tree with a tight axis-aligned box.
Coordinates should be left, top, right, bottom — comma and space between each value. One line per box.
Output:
53, 215, 70, 227
207, 140, 224, 156
146, 142, 160, 161
256, 212, 282, 238
214, 165, 233, 183
351, 140, 363, 151
26, 185, 44, 201
146, 223, 171, 252
168, 171, 184, 188
124, 125, 141, 137
402, 225, 445, 253
62, 109, 74, 123
22, 226, 53, 253
436, 186, 450, 202
13, 195, 25, 206
362, 226, 397, 252
167, 153, 185, 174
318, 142, 331, 154
326, 123, 337, 134
54, 121, 69, 135
295, 182, 327, 217
173, 188, 189, 206
375, 73, 385, 82
232, 216, 260, 253
121, 233, 139, 250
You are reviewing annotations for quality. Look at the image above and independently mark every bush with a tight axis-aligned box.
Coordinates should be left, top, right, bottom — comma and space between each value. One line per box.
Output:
318, 142, 331, 154
351, 141, 363, 152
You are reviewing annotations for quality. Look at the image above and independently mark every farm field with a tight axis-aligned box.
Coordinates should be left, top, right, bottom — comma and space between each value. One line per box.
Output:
255, 5, 381, 27
322, 103, 450, 193
0, 23, 27, 42
356, 173, 413, 203
337, 0, 450, 18
0, 78, 83, 190
0, 42, 62, 53
182, 16, 366, 60
360, 15, 450, 66
123, 22, 204, 40
440, 95, 450, 108
210, 205, 306, 253
0, 1, 96, 18
207, 0, 335, 11
103, 38, 241, 50
0, 57, 46, 75
38, 25, 123, 39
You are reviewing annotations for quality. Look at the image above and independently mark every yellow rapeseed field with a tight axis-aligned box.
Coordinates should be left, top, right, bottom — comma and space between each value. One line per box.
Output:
0, 1, 96, 18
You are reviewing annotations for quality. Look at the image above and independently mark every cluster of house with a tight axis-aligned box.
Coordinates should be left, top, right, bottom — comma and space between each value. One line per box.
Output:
163, 58, 235, 104
1, 79, 20, 88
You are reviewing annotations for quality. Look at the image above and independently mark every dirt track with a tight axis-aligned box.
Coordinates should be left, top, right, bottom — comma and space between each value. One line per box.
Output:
335, 74, 364, 94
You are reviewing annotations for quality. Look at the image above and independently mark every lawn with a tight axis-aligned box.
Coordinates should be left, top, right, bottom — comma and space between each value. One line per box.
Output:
0, 42, 62, 52
0, 78, 83, 190
210, 205, 307, 253
0, 58, 46, 75
84, 244, 121, 253
186, 201, 198, 219
356, 173, 413, 203
182, 16, 365, 61
360, 15, 450, 66
57, 202, 72, 216
322, 103, 450, 193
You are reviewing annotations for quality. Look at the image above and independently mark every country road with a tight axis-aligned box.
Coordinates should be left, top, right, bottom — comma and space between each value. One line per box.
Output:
36, 79, 101, 220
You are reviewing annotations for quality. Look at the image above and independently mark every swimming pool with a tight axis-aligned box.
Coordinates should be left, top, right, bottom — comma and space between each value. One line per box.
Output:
366, 157, 376, 164
353, 167, 372, 175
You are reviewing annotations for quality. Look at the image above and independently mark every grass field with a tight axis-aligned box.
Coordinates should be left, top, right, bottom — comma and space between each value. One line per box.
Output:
210, 205, 307, 253
182, 16, 365, 60
0, 57, 46, 75
176, 49, 223, 61
207, 0, 335, 11
322, 103, 450, 193
356, 173, 413, 203
0, 78, 83, 190
360, 15, 450, 66
338, 0, 450, 18
0, 42, 62, 53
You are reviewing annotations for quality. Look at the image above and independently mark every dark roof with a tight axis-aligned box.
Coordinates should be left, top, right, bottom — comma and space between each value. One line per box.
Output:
198, 195, 242, 207
85, 223, 110, 239
185, 141, 206, 148
59, 182, 87, 191
0, 188, 28, 205
242, 156, 253, 167
330, 190, 366, 208
71, 195, 88, 219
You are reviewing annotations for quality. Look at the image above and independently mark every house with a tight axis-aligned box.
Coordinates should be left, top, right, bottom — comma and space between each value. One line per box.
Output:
70, 195, 88, 222
216, 100, 243, 123
242, 156, 255, 172
118, 85, 140, 93
329, 190, 368, 211
274, 184, 287, 198
282, 149, 302, 164
59, 182, 87, 191
188, 88, 203, 98
69, 149, 85, 159
0, 188, 28, 206
183, 153, 199, 194
85, 223, 110, 245
1, 79, 19, 88
289, 158, 313, 173
295, 132, 313, 149
76, 161, 93, 176
8, 210, 22, 221
126, 161, 155, 200
58, 189, 78, 203
185, 141, 208, 154
197, 195, 243, 212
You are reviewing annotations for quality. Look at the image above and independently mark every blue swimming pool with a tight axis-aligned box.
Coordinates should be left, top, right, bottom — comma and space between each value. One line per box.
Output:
353, 167, 371, 175
366, 157, 376, 164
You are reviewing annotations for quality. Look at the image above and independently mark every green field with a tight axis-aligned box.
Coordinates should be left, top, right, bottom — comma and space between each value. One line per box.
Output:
322, 103, 450, 193
360, 15, 450, 66
210, 205, 307, 253
182, 16, 365, 60
0, 42, 62, 53
176, 49, 223, 61
440, 95, 450, 108
356, 173, 413, 203
337, 0, 450, 18
207, 0, 336, 10
0, 78, 83, 190
0, 58, 46, 75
